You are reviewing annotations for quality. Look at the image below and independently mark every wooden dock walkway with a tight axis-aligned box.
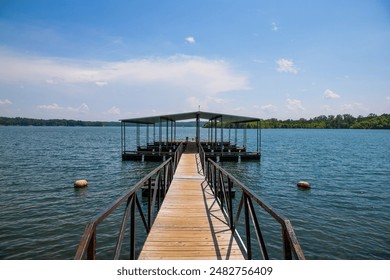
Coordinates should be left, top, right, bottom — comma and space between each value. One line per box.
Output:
138, 142, 244, 260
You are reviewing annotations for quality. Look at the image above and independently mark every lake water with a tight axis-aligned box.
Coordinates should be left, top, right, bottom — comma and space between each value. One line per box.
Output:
0, 127, 389, 259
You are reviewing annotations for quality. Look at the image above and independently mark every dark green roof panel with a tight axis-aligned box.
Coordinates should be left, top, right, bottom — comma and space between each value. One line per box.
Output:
120, 111, 259, 124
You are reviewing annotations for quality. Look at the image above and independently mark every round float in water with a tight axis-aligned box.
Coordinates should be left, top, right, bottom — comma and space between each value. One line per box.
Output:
74, 179, 88, 188
297, 181, 311, 189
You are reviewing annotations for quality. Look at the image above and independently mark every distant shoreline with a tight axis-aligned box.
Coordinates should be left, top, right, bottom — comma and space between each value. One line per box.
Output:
1, 113, 389, 129
0, 117, 202, 127
0, 117, 120, 127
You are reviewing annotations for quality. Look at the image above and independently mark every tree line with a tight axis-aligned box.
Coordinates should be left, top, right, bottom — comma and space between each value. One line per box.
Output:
205, 113, 390, 129
0, 117, 202, 127
261, 113, 390, 129
0, 117, 121, 127
1, 113, 389, 129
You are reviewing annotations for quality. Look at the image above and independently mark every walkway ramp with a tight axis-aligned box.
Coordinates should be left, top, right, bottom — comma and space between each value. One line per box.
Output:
138, 143, 244, 260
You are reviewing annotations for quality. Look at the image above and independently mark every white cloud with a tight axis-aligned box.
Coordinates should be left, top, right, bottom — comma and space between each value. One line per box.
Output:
322, 103, 370, 116
76, 103, 90, 113
341, 102, 364, 111
253, 59, 266, 64
276, 59, 298, 74
37, 103, 89, 113
253, 58, 267, 64
45, 77, 64, 85
386, 96, 390, 102
0, 99, 12, 105
339, 102, 369, 116
0, 50, 251, 119
287, 98, 304, 111
322, 105, 333, 112
259, 104, 277, 113
271, 22, 279, 32
254, 104, 277, 114
0, 51, 249, 95
95, 81, 108, 87
37, 103, 62, 110
186, 95, 230, 111
187, 96, 210, 111
233, 106, 246, 112
185, 36, 196, 44
260, 104, 276, 110
324, 89, 341, 99
208, 96, 228, 104
106, 106, 120, 115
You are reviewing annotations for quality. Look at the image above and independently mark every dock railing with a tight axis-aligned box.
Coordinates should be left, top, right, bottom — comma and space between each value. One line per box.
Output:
206, 159, 305, 260
198, 142, 206, 176
74, 142, 184, 260
172, 141, 185, 172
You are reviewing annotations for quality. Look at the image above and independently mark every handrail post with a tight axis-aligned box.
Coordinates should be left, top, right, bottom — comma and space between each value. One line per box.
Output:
218, 170, 224, 209
156, 171, 161, 210
227, 177, 233, 229
113, 196, 133, 259
168, 160, 173, 188
213, 164, 217, 195
164, 164, 168, 195
207, 160, 211, 185
130, 193, 136, 260
244, 193, 252, 260
247, 196, 269, 260
147, 177, 152, 231
282, 225, 292, 260
87, 231, 96, 260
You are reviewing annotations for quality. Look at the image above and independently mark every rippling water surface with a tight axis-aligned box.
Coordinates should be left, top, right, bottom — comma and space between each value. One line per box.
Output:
0, 127, 389, 259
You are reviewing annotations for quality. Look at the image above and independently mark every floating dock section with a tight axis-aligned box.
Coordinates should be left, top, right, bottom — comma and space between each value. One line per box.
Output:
121, 111, 261, 162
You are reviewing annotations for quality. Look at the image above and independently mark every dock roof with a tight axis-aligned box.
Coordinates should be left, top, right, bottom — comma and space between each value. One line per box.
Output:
121, 111, 260, 124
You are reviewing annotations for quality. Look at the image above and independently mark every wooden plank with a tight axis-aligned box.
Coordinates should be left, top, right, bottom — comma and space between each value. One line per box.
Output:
138, 153, 244, 260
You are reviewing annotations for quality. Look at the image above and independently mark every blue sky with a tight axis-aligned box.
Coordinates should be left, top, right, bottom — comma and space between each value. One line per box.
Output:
0, 0, 389, 121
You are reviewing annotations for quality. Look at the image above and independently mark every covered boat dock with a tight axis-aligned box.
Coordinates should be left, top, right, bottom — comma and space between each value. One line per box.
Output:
120, 111, 261, 162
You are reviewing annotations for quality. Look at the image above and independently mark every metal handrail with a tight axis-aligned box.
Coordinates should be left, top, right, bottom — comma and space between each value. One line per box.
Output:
206, 159, 305, 260
198, 142, 206, 176
74, 159, 172, 260
173, 142, 185, 172
74, 142, 185, 260
74, 142, 184, 260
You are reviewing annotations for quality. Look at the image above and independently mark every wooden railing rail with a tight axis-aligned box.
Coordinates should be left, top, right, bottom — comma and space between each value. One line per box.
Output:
206, 159, 305, 260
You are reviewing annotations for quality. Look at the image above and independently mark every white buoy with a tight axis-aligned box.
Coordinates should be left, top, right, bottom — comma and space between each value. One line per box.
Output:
74, 179, 88, 188
297, 181, 311, 189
